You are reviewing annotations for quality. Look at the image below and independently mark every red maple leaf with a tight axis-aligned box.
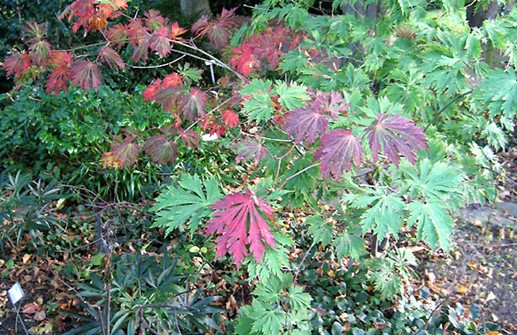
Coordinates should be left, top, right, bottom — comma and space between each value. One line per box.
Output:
46, 64, 71, 95
99, 46, 125, 70
206, 189, 276, 266
144, 10, 168, 31
2, 53, 31, 78
181, 88, 207, 121
315, 129, 363, 180
106, 24, 129, 49
229, 44, 256, 76
154, 86, 182, 112
126, 19, 147, 47
63, 0, 95, 32
192, 8, 238, 48
162, 73, 183, 88
48, 50, 73, 67
71, 60, 102, 92
284, 91, 347, 144
143, 135, 178, 165
365, 114, 428, 166
221, 110, 239, 128
149, 27, 171, 58
142, 78, 162, 101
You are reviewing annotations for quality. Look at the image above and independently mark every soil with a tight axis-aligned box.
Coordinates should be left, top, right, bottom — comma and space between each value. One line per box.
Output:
419, 148, 517, 334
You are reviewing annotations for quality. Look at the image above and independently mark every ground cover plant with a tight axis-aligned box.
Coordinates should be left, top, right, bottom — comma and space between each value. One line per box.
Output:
0, 0, 515, 334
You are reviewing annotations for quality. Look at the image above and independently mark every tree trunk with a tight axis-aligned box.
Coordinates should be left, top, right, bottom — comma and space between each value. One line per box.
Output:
180, 0, 211, 18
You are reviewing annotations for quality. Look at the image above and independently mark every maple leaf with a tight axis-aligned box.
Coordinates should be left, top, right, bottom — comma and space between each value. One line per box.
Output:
89, 14, 108, 31
143, 135, 178, 165
365, 113, 428, 166
46, 64, 71, 95
22, 21, 47, 41
63, 0, 95, 32
206, 189, 276, 266
182, 88, 207, 121
142, 78, 162, 101
221, 110, 239, 128
178, 129, 200, 149
101, 136, 140, 168
192, 8, 237, 48
170, 22, 187, 41
126, 19, 147, 46
99, 46, 125, 70
315, 129, 363, 180
235, 136, 268, 166
229, 44, 256, 76
48, 50, 73, 67
149, 27, 171, 58
131, 37, 150, 63
154, 86, 182, 112
109, 0, 128, 10
71, 60, 102, 92
144, 9, 168, 31
28, 40, 51, 66
283, 90, 346, 144
162, 73, 183, 88
2, 53, 31, 78
106, 24, 129, 49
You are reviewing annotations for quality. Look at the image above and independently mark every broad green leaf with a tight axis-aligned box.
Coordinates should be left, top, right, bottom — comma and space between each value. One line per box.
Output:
473, 69, 516, 126
250, 301, 285, 335
334, 232, 366, 261
306, 215, 333, 247
275, 82, 310, 110
240, 79, 275, 123
398, 159, 464, 205
151, 174, 221, 235
353, 190, 405, 238
407, 200, 454, 251
288, 285, 312, 311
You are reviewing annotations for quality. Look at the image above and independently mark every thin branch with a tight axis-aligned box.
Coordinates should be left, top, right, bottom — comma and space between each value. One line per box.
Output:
279, 162, 320, 189
131, 54, 186, 69
424, 90, 473, 132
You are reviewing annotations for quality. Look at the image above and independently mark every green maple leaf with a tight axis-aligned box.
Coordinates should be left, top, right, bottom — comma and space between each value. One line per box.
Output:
398, 158, 464, 206
250, 301, 285, 335
306, 215, 333, 247
288, 285, 312, 311
240, 79, 276, 123
334, 231, 366, 261
407, 200, 454, 251
347, 189, 405, 238
275, 82, 310, 110
474, 69, 516, 125
151, 174, 221, 235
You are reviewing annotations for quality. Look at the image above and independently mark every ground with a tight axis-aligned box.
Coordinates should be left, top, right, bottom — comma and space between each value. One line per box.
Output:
1, 148, 516, 334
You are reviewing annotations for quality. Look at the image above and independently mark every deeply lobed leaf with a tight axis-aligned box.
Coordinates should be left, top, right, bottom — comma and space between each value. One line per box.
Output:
206, 190, 276, 266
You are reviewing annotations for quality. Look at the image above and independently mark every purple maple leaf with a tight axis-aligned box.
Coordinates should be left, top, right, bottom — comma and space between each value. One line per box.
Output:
182, 88, 207, 121
365, 113, 428, 166
235, 136, 268, 166
315, 129, 363, 180
143, 135, 178, 165
284, 91, 348, 144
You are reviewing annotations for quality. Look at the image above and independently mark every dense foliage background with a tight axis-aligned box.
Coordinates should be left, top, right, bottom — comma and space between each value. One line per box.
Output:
0, 0, 515, 334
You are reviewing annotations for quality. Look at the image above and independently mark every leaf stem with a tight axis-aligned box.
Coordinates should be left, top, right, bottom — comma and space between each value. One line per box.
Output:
279, 162, 320, 189
424, 90, 473, 132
